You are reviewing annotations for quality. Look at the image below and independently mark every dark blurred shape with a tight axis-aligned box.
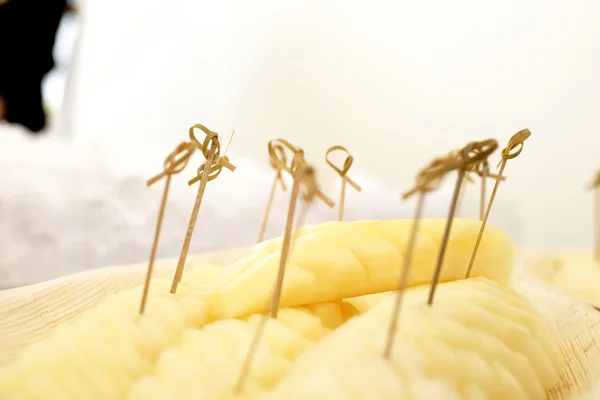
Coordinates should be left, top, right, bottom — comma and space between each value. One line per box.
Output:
0, 0, 67, 133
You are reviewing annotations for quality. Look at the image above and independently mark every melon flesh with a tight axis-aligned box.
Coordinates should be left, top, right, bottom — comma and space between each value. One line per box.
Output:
128, 304, 355, 400
0, 219, 526, 400
207, 218, 516, 319
265, 278, 562, 400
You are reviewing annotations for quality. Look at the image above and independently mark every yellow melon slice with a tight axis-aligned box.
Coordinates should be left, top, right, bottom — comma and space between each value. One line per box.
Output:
265, 278, 562, 400
528, 253, 600, 307
127, 302, 356, 400
207, 218, 515, 319
0, 287, 209, 399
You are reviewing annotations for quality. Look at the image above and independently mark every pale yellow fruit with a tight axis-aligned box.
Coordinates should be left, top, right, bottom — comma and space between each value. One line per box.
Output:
0, 289, 209, 399
0, 290, 359, 399
212, 221, 342, 287
266, 278, 561, 400
343, 292, 392, 314
128, 303, 357, 400
150, 263, 224, 295
528, 253, 600, 307
0, 218, 523, 400
206, 218, 515, 319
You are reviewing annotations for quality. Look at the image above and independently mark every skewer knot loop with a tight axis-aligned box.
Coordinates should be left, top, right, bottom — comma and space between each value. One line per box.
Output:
325, 145, 354, 178
298, 165, 318, 203
187, 124, 237, 186
268, 141, 290, 191
403, 154, 461, 199
460, 139, 498, 170
146, 142, 195, 187
289, 151, 318, 203
268, 139, 301, 174
188, 161, 228, 185
499, 128, 531, 167
189, 124, 221, 159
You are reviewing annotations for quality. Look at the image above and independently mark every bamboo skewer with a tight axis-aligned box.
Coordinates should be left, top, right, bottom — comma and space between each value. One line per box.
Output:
465, 129, 531, 279
467, 159, 505, 221
455, 172, 474, 217
325, 145, 362, 221
427, 166, 466, 306
268, 138, 336, 209
257, 142, 290, 243
480, 160, 489, 220
235, 153, 319, 394
428, 139, 498, 305
170, 125, 237, 294
457, 157, 504, 219
269, 154, 316, 319
139, 142, 195, 315
384, 154, 458, 359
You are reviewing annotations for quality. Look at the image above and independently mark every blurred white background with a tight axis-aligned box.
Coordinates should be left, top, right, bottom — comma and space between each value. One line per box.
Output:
68, 0, 600, 249
1, 0, 598, 286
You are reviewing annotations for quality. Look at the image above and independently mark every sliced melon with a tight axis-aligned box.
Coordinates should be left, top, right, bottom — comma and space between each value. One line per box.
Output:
266, 278, 561, 400
207, 219, 516, 319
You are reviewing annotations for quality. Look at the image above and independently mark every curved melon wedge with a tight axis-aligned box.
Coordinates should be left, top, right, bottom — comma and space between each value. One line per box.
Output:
265, 278, 562, 400
206, 218, 516, 319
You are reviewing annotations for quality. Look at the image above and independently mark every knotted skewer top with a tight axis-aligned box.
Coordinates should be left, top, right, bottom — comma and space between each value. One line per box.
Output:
268, 138, 335, 208
402, 153, 462, 199
463, 138, 504, 181
498, 128, 531, 167
461, 139, 498, 167
467, 159, 505, 181
187, 124, 237, 185
402, 139, 499, 200
290, 151, 319, 203
268, 141, 290, 191
268, 138, 301, 174
146, 142, 196, 187
325, 145, 362, 192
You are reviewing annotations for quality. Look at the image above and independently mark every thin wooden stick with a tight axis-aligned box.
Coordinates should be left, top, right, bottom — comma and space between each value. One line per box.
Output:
427, 138, 498, 305
235, 196, 313, 393
140, 175, 171, 314
269, 177, 301, 319
427, 167, 466, 306
170, 126, 236, 294
257, 142, 289, 243
235, 310, 269, 393
325, 145, 361, 221
258, 175, 280, 243
465, 129, 531, 279
224, 130, 235, 155
170, 146, 217, 293
383, 154, 459, 358
338, 179, 347, 221
269, 142, 288, 192
455, 174, 470, 217
236, 159, 316, 394
383, 191, 425, 359
269, 156, 317, 318
480, 161, 489, 220
139, 142, 195, 315
468, 158, 504, 220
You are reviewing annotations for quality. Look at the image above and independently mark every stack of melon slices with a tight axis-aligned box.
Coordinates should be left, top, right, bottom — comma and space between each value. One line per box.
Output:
526, 252, 600, 308
0, 218, 597, 399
